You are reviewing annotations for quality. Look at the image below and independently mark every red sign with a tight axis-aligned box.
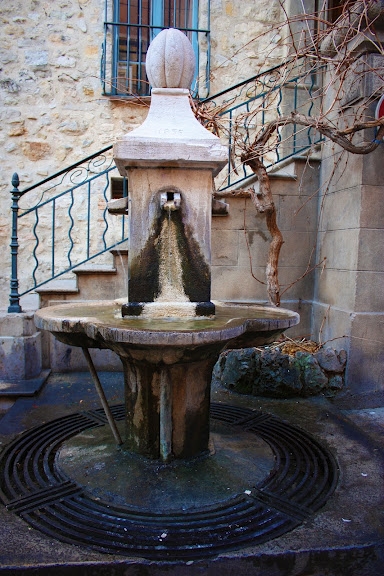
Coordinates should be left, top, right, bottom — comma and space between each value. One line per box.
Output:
375, 94, 384, 119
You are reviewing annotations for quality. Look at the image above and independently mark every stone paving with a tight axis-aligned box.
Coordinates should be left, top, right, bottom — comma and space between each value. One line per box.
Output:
0, 371, 383, 575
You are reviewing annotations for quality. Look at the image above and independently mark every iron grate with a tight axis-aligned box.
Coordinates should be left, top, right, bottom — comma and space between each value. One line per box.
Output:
0, 403, 339, 560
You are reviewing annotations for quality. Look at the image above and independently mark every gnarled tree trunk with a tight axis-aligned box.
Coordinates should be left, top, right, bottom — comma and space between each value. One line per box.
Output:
241, 154, 284, 306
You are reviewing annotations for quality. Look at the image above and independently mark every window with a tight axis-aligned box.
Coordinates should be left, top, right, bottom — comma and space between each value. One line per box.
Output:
110, 176, 127, 199
103, 1, 210, 98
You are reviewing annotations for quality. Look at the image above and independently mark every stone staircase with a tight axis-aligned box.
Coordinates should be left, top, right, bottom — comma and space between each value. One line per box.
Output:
33, 248, 128, 373
36, 248, 128, 308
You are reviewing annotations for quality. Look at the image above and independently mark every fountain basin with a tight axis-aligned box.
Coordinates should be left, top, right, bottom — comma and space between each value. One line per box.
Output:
35, 301, 299, 461
34, 301, 299, 350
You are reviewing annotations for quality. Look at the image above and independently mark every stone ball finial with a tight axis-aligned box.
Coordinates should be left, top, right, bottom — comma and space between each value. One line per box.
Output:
145, 28, 196, 89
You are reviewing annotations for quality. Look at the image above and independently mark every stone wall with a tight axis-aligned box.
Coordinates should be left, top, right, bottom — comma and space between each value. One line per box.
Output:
208, 0, 284, 95
212, 158, 320, 339
0, 1, 141, 309
314, 51, 384, 394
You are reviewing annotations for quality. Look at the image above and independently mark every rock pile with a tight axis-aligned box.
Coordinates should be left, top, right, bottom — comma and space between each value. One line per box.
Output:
212, 341, 347, 398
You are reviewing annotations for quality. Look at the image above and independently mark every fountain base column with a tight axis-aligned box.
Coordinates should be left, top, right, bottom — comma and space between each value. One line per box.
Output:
33, 301, 300, 461
122, 355, 217, 461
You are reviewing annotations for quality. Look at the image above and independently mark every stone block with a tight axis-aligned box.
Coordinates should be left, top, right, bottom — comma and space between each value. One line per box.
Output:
311, 302, 351, 352
212, 260, 315, 304
317, 186, 361, 232
266, 175, 297, 197
346, 313, 384, 393
0, 312, 37, 337
277, 193, 318, 232
239, 230, 316, 268
355, 271, 384, 313
357, 229, 384, 272
0, 332, 41, 380
277, 266, 315, 302
320, 143, 363, 193
362, 143, 384, 186
75, 271, 119, 300
20, 292, 40, 312
211, 229, 239, 266
360, 185, 384, 229
278, 231, 316, 268
314, 268, 357, 311
317, 229, 359, 271
237, 229, 270, 268
211, 265, 268, 302
212, 197, 266, 232
294, 159, 321, 193
339, 53, 384, 106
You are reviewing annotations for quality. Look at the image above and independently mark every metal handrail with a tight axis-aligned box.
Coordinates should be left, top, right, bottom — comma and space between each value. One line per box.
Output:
8, 149, 127, 312
202, 57, 324, 190
8, 57, 323, 312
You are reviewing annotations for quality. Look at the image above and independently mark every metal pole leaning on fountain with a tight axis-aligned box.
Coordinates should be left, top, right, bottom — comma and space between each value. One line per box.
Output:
81, 347, 123, 445
159, 367, 173, 462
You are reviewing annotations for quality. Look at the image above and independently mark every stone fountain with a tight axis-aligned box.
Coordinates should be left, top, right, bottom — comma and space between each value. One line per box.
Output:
1, 31, 342, 562
34, 29, 299, 464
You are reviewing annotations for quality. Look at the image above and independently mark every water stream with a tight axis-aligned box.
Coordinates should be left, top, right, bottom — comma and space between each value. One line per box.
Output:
155, 208, 188, 303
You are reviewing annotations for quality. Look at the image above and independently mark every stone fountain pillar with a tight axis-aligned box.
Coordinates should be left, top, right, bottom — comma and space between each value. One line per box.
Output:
112, 29, 227, 460
114, 28, 227, 320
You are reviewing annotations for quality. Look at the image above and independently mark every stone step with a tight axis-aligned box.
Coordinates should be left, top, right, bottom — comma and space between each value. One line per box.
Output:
73, 264, 117, 275
35, 250, 129, 304
74, 267, 122, 301
36, 277, 79, 309
36, 277, 78, 294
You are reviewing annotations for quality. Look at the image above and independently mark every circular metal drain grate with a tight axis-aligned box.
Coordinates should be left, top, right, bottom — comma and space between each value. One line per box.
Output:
0, 403, 338, 560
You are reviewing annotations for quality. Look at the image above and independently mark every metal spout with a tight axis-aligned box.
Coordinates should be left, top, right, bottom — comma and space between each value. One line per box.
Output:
160, 191, 181, 212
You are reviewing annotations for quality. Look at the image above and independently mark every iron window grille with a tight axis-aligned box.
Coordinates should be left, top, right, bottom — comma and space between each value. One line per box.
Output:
102, 0, 211, 98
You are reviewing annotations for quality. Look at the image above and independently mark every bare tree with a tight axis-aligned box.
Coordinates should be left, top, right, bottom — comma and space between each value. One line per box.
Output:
196, 0, 384, 306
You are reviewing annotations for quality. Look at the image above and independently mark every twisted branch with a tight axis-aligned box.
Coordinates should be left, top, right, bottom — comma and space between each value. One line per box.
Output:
240, 155, 284, 306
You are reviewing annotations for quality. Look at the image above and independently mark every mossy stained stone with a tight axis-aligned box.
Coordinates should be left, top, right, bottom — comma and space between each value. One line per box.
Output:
127, 209, 211, 307
127, 216, 162, 304
213, 345, 346, 398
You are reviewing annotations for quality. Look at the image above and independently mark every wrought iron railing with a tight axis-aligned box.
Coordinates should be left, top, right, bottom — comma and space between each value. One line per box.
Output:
8, 147, 125, 312
9, 57, 323, 312
201, 57, 324, 190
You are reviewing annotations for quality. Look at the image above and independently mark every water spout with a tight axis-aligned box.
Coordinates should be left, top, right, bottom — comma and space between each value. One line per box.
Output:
160, 191, 181, 212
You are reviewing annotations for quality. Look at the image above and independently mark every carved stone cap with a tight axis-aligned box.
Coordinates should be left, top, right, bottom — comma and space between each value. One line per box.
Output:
145, 28, 195, 89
